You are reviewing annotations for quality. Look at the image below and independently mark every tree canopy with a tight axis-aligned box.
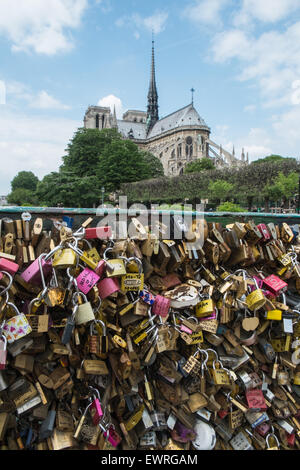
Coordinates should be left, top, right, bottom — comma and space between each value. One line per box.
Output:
11, 171, 39, 191
184, 157, 215, 174
10, 127, 164, 207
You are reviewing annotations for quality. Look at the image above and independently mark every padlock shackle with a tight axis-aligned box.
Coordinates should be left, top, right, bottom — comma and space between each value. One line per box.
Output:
0, 270, 13, 296
0, 335, 7, 350
126, 256, 143, 274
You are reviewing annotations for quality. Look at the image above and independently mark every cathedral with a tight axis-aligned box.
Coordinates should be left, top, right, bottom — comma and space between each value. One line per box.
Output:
84, 42, 249, 176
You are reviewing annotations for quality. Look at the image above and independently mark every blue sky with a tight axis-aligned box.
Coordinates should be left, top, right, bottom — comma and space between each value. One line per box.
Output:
1, 0, 300, 194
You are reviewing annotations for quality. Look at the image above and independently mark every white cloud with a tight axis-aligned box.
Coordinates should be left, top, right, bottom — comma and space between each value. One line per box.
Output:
116, 11, 168, 35
98, 94, 123, 118
244, 104, 256, 112
211, 22, 300, 108
0, 0, 88, 55
0, 109, 80, 193
30, 90, 70, 110
234, 0, 300, 25
183, 0, 229, 26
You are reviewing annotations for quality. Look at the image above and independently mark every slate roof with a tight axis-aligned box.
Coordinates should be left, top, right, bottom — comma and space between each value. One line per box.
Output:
147, 103, 209, 139
117, 120, 147, 140
116, 103, 209, 141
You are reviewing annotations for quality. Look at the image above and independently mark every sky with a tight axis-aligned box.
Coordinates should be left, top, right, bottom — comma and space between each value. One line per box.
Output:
1, 0, 300, 194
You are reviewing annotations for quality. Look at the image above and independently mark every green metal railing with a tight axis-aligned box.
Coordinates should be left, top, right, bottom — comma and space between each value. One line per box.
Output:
0, 206, 299, 230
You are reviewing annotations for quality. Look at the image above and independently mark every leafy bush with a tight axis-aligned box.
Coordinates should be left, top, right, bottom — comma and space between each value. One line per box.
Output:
217, 201, 245, 212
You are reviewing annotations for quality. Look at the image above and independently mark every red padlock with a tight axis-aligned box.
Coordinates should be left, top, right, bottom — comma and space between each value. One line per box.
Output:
245, 389, 267, 410
262, 274, 288, 296
0, 335, 7, 370
257, 224, 271, 242
85, 226, 112, 240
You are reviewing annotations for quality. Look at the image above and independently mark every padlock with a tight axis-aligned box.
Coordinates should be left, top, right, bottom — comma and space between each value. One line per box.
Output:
0, 335, 7, 370
196, 294, 214, 318
52, 248, 77, 269
120, 257, 144, 292
257, 224, 271, 242
97, 277, 120, 299
266, 432, 280, 450
76, 267, 100, 294
245, 278, 266, 311
73, 292, 95, 325
2, 301, 32, 343
0, 258, 19, 275
262, 274, 288, 296
152, 295, 170, 318
103, 247, 127, 277
20, 253, 52, 285
88, 387, 103, 426
61, 305, 78, 345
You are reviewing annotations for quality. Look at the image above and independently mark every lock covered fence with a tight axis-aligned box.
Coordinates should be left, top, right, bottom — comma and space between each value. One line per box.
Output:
0, 211, 300, 450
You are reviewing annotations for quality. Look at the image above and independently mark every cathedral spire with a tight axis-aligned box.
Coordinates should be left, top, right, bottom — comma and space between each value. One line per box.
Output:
146, 39, 159, 134
112, 105, 117, 128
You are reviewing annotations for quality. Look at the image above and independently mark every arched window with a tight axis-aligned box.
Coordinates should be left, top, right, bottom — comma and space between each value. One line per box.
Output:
185, 136, 193, 159
177, 143, 182, 158
171, 149, 175, 158
95, 114, 100, 129
102, 114, 105, 129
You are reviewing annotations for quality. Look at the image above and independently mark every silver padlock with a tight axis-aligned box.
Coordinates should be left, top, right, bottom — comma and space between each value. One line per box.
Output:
73, 292, 95, 325
230, 431, 254, 450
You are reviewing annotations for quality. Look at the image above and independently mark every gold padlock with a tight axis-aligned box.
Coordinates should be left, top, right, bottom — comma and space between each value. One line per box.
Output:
245, 278, 266, 311
120, 257, 144, 292
52, 248, 77, 269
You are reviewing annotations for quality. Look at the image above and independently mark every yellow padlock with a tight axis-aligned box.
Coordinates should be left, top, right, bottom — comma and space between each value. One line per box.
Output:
52, 248, 77, 269
265, 310, 282, 321
195, 295, 214, 318
245, 279, 266, 311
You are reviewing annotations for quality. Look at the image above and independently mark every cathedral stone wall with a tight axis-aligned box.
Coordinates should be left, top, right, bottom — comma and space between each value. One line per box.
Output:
136, 127, 210, 176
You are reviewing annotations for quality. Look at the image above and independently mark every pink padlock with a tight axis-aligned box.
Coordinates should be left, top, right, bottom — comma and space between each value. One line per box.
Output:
0, 336, 7, 370
89, 388, 103, 426
180, 325, 193, 335
152, 295, 170, 318
76, 268, 100, 295
97, 277, 120, 299
85, 226, 112, 240
262, 274, 288, 296
0, 258, 19, 276
95, 259, 106, 279
20, 256, 52, 285
103, 426, 122, 448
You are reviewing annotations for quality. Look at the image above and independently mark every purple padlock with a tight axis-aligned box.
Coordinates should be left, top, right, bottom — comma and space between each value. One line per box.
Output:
97, 277, 120, 299
20, 255, 52, 286
171, 421, 196, 443
152, 295, 170, 318
198, 308, 217, 322
76, 268, 100, 295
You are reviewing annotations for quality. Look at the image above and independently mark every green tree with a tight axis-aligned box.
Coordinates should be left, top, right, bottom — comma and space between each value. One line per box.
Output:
35, 171, 101, 208
142, 151, 164, 178
273, 171, 299, 207
96, 139, 163, 193
7, 188, 37, 206
184, 157, 215, 174
208, 180, 235, 204
251, 155, 295, 165
62, 127, 122, 176
11, 171, 39, 191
